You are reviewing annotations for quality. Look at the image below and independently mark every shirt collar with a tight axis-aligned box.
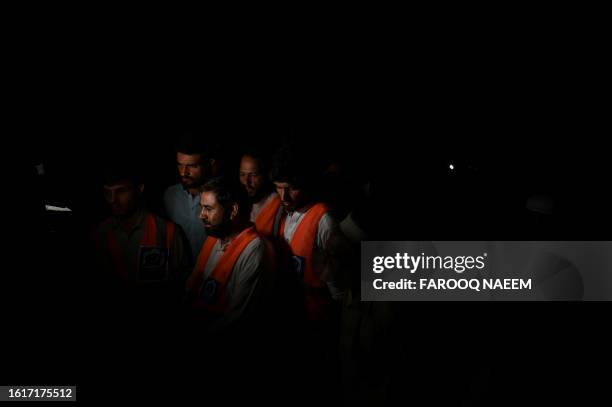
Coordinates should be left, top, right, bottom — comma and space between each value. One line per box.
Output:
288, 202, 314, 217
182, 187, 201, 203
217, 225, 254, 252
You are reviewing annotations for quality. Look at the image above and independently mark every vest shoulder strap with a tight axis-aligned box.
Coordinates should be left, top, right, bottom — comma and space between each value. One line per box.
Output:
290, 203, 329, 247
186, 236, 217, 292
255, 195, 281, 237
209, 227, 259, 285
272, 204, 285, 238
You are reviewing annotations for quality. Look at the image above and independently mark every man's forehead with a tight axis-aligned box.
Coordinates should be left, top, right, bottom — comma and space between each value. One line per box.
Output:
200, 191, 218, 205
240, 155, 261, 169
104, 181, 133, 190
177, 152, 203, 164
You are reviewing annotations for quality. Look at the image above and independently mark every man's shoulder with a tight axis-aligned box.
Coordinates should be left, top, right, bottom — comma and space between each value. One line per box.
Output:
163, 184, 184, 210
315, 212, 341, 247
251, 235, 265, 251
151, 212, 178, 228
164, 183, 182, 197
318, 208, 337, 228
255, 192, 279, 211
238, 235, 265, 261
316, 214, 333, 232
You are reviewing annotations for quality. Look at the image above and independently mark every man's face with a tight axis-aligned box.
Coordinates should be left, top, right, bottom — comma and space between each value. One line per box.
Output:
199, 191, 231, 238
177, 152, 206, 188
274, 182, 304, 212
239, 155, 265, 198
103, 180, 142, 217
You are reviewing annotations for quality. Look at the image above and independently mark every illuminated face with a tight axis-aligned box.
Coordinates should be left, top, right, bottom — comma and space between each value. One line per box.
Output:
239, 155, 265, 198
103, 180, 142, 217
177, 152, 206, 189
274, 181, 304, 212
199, 191, 231, 238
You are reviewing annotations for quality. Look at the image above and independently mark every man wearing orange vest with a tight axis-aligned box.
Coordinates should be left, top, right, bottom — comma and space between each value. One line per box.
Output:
93, 164, 191, 306
186, 176, 269, 332
270, 145, 346, 323
239, 148, 281, 239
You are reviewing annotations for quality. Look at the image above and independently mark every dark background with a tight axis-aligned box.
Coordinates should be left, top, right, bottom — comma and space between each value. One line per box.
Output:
6, 15, 611, 405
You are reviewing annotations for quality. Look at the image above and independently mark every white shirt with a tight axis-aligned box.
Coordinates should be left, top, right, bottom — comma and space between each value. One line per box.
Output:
201, 233, 265, 330
283, 210, 336, 250
282, 206, 346, 300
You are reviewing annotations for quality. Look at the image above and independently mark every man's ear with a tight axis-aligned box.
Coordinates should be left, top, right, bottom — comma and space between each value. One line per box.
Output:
230, 202, 239, 220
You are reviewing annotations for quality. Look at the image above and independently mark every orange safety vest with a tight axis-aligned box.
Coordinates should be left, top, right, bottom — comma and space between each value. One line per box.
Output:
104, 214, 176, 282
254, 194, 282, 238
186, 226, 259, 314
279, 203, 332, 321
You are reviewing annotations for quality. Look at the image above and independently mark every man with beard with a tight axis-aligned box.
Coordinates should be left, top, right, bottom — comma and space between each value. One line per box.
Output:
238, 148, 281, 238
269, 145, 349, 403
270, 145, 346, 323
93, 163, 190, 305
164, 135, 215, 263
185, 177, 268, 332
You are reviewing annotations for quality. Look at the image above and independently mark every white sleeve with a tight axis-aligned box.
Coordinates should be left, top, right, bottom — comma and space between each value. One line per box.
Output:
315, 213, 347, 301
210, 237, 265, 331
316, 213, 336, 249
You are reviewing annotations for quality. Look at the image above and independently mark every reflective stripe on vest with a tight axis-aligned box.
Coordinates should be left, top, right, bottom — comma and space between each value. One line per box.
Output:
186, 226, 259, 313
254, 195, 282, 238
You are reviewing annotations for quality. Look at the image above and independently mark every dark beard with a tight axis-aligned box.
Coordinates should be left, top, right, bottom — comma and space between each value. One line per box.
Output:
203, 213, 232, 238
181, 178, 202, 189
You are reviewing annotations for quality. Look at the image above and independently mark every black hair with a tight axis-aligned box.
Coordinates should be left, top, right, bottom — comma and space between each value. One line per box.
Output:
201, 176, 252, 220
270, 143, 316, 190
101, 161, 143, 187
175, 131, 213, 160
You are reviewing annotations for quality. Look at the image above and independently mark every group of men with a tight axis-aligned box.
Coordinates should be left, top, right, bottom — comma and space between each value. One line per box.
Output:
92, 135, 351, 335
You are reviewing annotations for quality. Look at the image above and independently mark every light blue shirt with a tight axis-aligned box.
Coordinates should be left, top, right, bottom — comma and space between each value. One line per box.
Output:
163, 184, 207, 263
